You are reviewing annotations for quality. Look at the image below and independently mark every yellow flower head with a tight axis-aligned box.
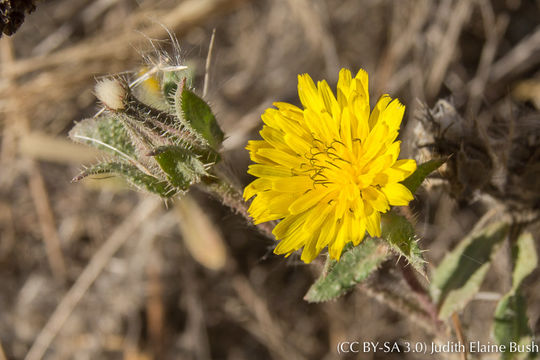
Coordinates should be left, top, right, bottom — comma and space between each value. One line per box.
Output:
244, 69, 417, 263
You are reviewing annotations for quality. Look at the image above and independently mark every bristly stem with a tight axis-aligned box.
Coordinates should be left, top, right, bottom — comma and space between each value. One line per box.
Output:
359, 283, 439, 336
202, 171, 275, 240
399, 259, 445, 333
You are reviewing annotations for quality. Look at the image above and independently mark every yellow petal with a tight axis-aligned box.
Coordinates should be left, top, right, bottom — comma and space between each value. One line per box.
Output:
354, 68, 369, 100
392, 158, 417, 175
381, 182, 414, 206
352, 70, 370, 124
273, 102, 303, 117
360, 122, 389, 163
262, 108, 306, 138
274, 212, 311, 254
379, 140, 401, 164
259, 126, 286, 150
243, 178, 272, 200
317, 79, 339, 115
289, 188, 330, 214
379, 98, 405, 138
256, 148, 303, 168
248, 164, 291, 178
302, 201, 333, 233
362, 187, 389, 212
334, 187, 350, 220
301, 237, 319, 263
304, 108, 335, 143
246, 140, 275, 164
363, 198, 374, 216
298, 74, 324, 112
274, 231, 307, 255
283, 133, 311, 155
272, 176, 312, 192
350, 218, 366, 245
337, 68, 352, 107
273, 213, 302, 239
315, 211, 337, 252
365, 210, 381, 237
246, 139, 270, 154
340, 106, 353, 148
350, 193, 365, 219
329, 215, 351, 260
375, 158, 417, 184
363, 154, 393, 175
369, 94, 391, 129
268, 192, 298, 215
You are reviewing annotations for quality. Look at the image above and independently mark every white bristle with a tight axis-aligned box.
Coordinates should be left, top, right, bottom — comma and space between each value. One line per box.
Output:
95, 79, 126, 110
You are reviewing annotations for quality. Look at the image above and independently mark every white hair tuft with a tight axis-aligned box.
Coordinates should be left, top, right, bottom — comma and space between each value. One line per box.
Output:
95, 79, 126, 110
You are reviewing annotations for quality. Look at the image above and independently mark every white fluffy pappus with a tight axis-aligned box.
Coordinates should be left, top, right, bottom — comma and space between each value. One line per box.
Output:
95, 79, 127, 111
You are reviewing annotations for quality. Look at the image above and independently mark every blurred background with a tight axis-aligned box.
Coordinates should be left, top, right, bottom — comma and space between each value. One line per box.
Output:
1, 0, 539, 359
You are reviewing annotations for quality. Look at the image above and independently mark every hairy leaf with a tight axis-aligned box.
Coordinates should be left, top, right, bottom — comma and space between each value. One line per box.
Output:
162, 68, 193, 104
69, 115, 137, 160
181, 88, 224, 149
73, 162, 174, 197
430, 221, 508, 319
304, 239, 389, 303
381, 212, 426, 277
152, 145, 209, 189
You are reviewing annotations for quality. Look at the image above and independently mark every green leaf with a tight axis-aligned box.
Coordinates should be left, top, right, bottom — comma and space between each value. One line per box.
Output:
152, 145, 209, 189
430, 221, 508, 319
401, 158, 446, 193
511, 232, 538, 291
493, 292, 536, 359
73, 162, 174, 197
381, 212, 426, 277
304, 239, 389, 303
69, 115, 137, 160
493, 231, 538, 360
162, 68, 193, 104
181, 88, 224, 149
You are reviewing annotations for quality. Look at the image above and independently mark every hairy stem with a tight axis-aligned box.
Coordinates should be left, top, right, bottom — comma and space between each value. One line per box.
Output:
399, 259, 447, 336
359, 283, 440, 336
202, 172, 275, 239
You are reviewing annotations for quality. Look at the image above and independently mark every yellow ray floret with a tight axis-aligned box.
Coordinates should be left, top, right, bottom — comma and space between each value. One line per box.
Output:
244, 68, 417, 263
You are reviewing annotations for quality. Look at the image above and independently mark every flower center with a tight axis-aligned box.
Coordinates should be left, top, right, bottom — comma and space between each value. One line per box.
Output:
304, 138, 370, 191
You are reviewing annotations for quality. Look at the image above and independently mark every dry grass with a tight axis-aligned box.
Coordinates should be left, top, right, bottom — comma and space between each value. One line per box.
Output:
1, 0, 539, 359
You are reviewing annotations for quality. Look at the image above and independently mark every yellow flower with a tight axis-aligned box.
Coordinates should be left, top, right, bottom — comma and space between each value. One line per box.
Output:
243, 69, 417, 263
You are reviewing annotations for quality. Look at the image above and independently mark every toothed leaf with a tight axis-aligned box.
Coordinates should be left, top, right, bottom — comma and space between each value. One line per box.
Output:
402, 158, 446, 193
69, 115, 137, 159
73, 162, 173, 197
181, 88, 224, 149
304, 239, 389, 303
381, 212, 426, 277
430, 221, 508, 319
152, 145, 208, 189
